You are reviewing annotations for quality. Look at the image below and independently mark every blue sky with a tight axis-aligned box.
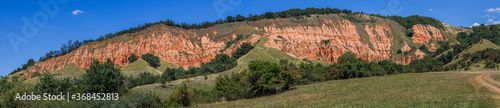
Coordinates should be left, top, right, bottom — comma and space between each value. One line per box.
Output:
1, 0, 499, 76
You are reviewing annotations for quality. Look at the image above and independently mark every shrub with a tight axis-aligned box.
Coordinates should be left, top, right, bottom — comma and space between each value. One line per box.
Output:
128, 54, 138, 63
34, 74, 72, 94
127, 72, 160, 88
80, 59, 124, 93
397, 49, 403, 54
231, 43, 254, 59
161, 68, 177, 86
164, 83, 209, 107
142, 53, 160, 68
485, 60, 497, 68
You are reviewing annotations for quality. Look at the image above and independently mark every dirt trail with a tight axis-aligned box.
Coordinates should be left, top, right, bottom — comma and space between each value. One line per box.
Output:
475, 73, 500, 94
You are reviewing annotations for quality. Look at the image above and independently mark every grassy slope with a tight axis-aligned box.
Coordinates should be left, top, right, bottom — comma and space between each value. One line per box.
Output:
121, 59, 177, 77
445, 39, 500, 67
198, 72, 497, 107
24, 63, 86, 85
157, 59, 179, 73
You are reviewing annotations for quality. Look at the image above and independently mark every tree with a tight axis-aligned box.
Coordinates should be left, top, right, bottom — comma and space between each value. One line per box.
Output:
34, 74, 72, 94
231, 43, 254, 59
235, 14, 245, 21
341, 9, 350, 14
337, 52, 359, 64
142, 53, 160, 68
128, 54, 138, 63
162, 68, 177, 86
406, 29, 414, 37
226, 16, 236, 22
247, 60, 283, 97
397, 49, 403, 54
80, 59, 124, 93
485, 60, 497, 68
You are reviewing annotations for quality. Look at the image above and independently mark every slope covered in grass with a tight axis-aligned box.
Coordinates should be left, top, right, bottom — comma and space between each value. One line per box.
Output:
199, 72, 497, 107
445, 40, 500, 67
24, 63, 86, 84
121, 59, 163, 77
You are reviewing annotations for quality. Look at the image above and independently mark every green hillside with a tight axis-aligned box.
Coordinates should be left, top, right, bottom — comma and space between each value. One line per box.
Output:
445, 39, 500, 67
23, 63, 86, 84
121, 59, 177, 77
198, 72, 497, 107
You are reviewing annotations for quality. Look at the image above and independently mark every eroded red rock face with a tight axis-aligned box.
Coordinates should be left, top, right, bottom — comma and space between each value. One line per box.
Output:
25, 25, 261, 75
412, 24, 445, 44
262, 19, 393, 64
22, 17, 459, 77
396, 49, 427, 65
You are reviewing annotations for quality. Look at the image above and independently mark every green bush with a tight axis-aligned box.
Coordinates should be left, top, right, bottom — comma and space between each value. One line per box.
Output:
142, 53, 160, 68
212, 60, 297, 101
127, 72, 160, 88
485, 60, 497, 68
161, 68, 177, 86
231, 43, 254, 59
128, 54, 138, 63
34, 74, 73, 94
80, 59, 124, 93
164, 83, 209, 107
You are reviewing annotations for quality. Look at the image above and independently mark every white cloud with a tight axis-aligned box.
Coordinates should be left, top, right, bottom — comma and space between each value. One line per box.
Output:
72, 10, 84, 15
481, 14, 489, 18
493, 21, 500, 24
488, 19, 494, 22
486, 8, 500, 13
471, 22, 481, 27
427, 9, 433, 11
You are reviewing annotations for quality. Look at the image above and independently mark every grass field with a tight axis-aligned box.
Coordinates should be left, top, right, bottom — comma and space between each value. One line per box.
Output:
197, 72, 498, 107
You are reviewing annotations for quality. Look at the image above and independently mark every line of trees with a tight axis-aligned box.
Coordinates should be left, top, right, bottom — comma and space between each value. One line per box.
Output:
372, 15, 445, 30
9, 59, 35, 75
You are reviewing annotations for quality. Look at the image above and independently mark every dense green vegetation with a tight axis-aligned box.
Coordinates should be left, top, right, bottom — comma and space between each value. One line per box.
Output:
459, 48, 500, 68
127, 54, 138, 63
457, 24, 500, 45
161, 68, 177, 86
34, 74, 72, 94
142, 53, 161, 68
373, 15, 445, 30
80, 59, 125, 93
231, 43, 254, 59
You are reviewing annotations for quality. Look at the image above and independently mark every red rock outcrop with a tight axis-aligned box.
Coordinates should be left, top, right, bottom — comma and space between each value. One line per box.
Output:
261, 19, 393, 64
412, 24, 445, 44
25, 25, 262, 75
395, 49, 427, 65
